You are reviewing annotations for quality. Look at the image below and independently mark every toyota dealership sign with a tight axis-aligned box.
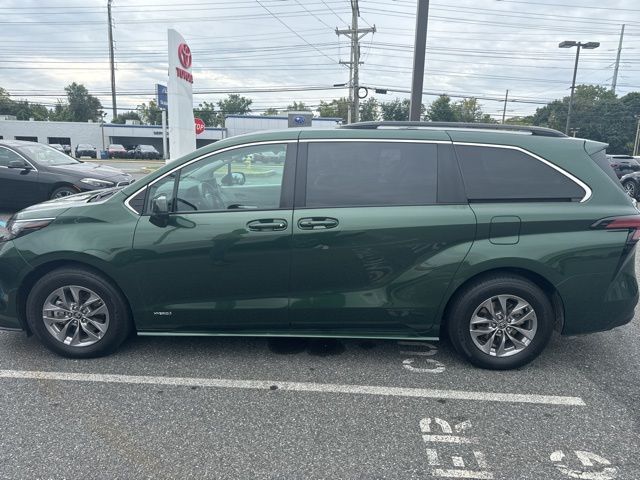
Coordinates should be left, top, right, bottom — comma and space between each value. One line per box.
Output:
167, 29, 196, 161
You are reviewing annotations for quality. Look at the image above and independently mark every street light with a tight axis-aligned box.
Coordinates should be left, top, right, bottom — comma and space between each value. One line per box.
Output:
559, 40, 600, 135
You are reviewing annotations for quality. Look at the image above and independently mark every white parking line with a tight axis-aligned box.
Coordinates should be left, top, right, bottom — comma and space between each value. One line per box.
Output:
0, 369, 586, 406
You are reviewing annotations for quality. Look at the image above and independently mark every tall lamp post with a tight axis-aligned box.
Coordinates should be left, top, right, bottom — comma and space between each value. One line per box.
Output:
559, 40, 600, 135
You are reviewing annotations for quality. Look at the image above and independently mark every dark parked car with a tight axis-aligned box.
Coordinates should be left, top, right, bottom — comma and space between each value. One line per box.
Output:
0, 123, 637, 370
0, 140, 134, 210
107, 144, 128, 159
607, 154, 640, 178
131, 144, 161, 160
75, 143, 97, 159
620, 171, 640, 199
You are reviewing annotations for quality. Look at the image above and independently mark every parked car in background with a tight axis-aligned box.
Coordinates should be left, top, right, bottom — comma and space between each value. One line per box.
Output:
62, 145, 72, 155
607, 154, 640, 178
75, 144, 97, 159
132, 144, 161, 159
620, 171, 640, 199
107, 144, 128, 159
0, 140, 133, 210
0, 123, 637, 370
49, 144, 65, 153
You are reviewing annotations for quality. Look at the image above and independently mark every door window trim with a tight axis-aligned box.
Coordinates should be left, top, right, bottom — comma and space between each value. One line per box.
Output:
124, 140, 297, 215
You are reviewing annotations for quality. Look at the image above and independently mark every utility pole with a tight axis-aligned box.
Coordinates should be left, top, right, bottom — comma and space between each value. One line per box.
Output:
336, 0, 375, 123
612, 24, 625, 94
107, 0, 117, 119
501, 89, 509, 124
409, 0, 429, 121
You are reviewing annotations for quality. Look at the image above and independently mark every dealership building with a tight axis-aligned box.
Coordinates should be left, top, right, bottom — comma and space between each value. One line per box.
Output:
0, 114, 342, 157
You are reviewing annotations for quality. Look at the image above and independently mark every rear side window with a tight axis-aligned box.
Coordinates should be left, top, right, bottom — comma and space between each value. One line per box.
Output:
305, 142, 437, 207
455, 145, 585, 201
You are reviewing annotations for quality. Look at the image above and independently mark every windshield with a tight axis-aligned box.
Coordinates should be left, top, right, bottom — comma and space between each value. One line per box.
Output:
140, 145, 156, 151
109, 144, 125, 150
18, 143, 80, 166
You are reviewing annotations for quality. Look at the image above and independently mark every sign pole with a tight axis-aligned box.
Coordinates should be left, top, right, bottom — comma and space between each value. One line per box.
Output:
162, 109, 168, 162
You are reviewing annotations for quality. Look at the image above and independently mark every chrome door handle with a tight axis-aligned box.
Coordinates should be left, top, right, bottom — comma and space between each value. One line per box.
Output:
247, 219, 288, 231
298, 217, 339, 230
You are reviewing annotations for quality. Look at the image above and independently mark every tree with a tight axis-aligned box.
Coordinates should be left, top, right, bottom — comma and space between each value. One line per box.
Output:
63, 82, 103, 122
287, 101, 310, 111
197, 101, 219, 127
426, 95, 457, 122
359, 97, 379, 122
217, 94, 252, 115
112, 111, 141, 124
452, 97, 495, 123
138, 100, 163, 125
262, 108, 279, 116
380, 98, 411, 121
318, 98, 349, 122
530, 85, 632, 152
0, 87, 50, 120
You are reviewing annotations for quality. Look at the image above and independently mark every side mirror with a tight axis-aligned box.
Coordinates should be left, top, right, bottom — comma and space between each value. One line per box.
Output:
8, 159, 31, 170
220, 172, 246, 186
149, 194, 170, 227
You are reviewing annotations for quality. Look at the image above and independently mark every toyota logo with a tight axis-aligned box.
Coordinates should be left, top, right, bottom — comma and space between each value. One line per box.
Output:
178, 43, 192, 69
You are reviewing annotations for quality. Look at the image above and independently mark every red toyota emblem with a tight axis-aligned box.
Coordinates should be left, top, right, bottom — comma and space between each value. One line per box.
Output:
178, 43, 192, 69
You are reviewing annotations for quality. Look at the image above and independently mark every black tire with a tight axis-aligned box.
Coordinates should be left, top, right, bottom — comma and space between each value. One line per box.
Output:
26, 267, 132, 358
50, 185, 79, 199
446, 274, 554, 370
623, 180, 637, 199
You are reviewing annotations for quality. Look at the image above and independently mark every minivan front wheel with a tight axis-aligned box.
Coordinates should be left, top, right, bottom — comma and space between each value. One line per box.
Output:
447, 274, 554, 370
26, 267, 132, 358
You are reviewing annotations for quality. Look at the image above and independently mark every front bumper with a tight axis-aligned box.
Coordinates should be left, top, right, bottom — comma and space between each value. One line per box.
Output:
0, 240, 31, 331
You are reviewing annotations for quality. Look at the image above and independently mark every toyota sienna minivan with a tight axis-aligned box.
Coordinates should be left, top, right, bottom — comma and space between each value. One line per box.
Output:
0, 122, 637, 369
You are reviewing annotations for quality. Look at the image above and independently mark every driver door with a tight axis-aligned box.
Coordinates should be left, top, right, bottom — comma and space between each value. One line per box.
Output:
132, 141, 297, 333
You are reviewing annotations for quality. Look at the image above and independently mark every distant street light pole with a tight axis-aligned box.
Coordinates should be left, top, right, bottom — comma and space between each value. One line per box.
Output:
633, 115, 640, 157
559, 40, 600, 135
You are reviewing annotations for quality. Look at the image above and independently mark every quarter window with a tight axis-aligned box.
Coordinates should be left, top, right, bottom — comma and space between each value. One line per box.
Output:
305, 142, 438, 207
455, 145, 585, 201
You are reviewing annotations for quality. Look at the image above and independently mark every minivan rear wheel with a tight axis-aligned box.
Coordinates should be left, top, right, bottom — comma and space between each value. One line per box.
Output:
447, 274, 554, 370
26, 267, 132, 358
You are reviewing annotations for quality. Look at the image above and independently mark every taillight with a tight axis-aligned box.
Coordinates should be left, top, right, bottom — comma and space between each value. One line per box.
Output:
592, 215, 640, 244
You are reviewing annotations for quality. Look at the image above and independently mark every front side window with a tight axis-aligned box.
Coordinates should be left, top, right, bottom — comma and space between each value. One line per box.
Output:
455, 145, 585, 201
0, 147, 24, 168
305, 142, 438, 208
171, 143, 287, 212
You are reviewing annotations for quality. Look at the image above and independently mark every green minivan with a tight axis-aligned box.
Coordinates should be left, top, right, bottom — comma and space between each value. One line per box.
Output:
0, 122, 637, 369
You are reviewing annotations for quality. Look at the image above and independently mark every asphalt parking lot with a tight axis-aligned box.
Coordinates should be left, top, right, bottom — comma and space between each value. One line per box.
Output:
0, 169, 638, 479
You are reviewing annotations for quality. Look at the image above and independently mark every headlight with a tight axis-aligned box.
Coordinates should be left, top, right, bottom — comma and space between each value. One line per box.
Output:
80, 178, 116, 187
0, 217, 53, 242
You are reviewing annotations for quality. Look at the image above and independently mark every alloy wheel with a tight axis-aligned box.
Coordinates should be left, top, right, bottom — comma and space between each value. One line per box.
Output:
42, 285, 110, 347
469, 295, 537, 357
624, 182, 636, 198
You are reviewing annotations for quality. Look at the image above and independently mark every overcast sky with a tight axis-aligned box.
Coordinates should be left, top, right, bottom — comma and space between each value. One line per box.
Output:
1, 0, 639, 121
